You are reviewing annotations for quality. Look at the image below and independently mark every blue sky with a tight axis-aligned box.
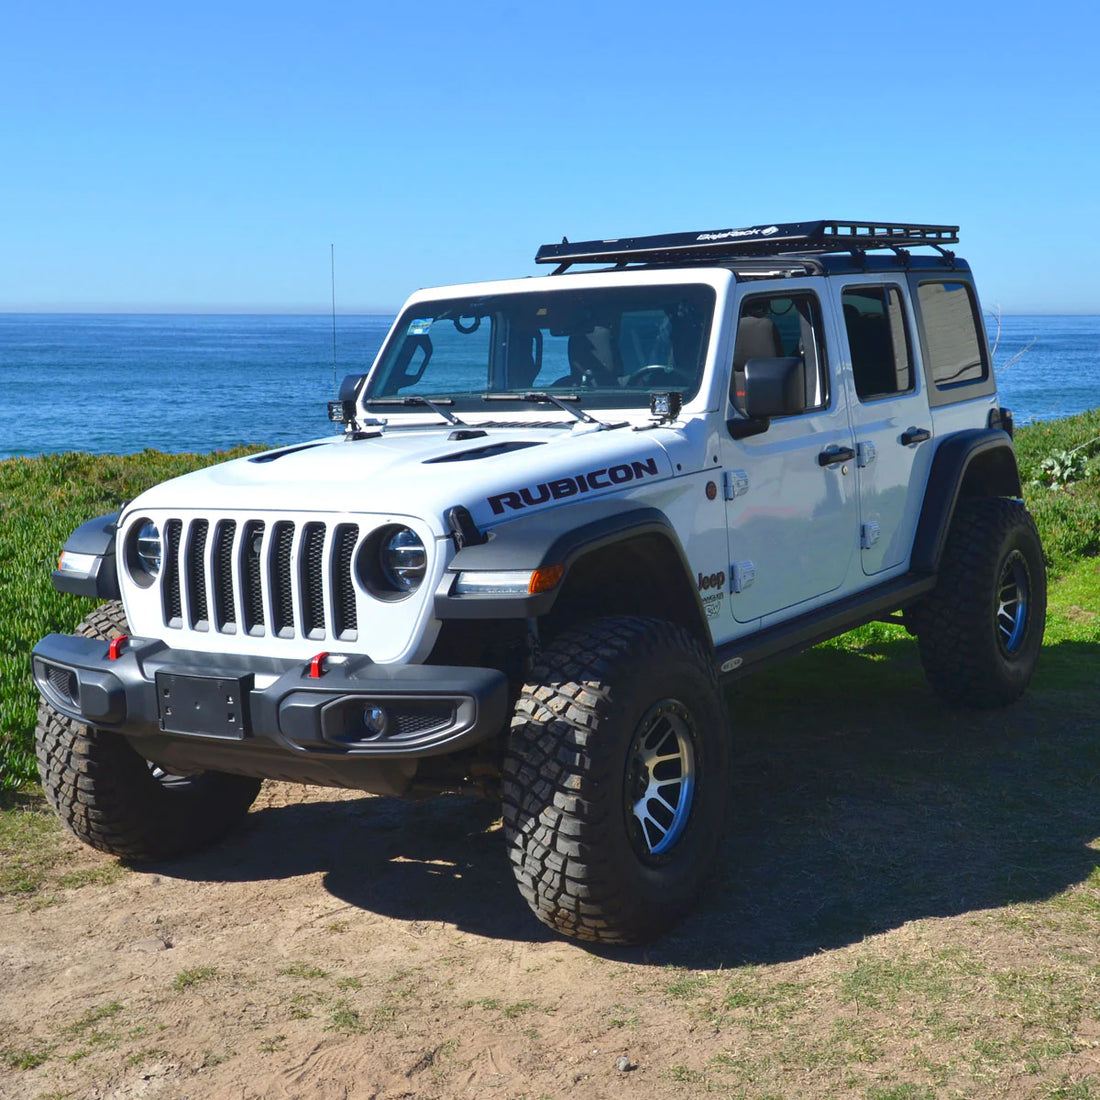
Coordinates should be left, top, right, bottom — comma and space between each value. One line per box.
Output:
2, 0, 1098, 313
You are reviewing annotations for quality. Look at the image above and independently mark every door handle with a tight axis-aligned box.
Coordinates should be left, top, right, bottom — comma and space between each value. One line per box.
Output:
818, 446, 855, 467
900, 427, 931, 446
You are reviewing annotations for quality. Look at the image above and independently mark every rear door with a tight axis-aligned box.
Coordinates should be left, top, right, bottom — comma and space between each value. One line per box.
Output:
831, 279, 934, 575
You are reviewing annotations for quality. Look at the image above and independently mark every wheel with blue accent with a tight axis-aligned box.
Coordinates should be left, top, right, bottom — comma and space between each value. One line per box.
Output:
914, 497, 1046, 707
503, 616, 730, 944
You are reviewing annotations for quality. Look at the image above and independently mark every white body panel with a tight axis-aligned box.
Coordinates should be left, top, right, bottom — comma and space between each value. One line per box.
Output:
111, 259, 999, 667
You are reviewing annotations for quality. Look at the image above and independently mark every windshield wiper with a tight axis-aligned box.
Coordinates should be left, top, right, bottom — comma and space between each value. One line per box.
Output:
481, 391, 614, 428
365, 395, 466, 425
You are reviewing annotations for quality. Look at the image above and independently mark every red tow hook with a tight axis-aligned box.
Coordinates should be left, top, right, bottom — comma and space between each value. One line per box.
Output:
108, 635, 129, 660
309, 652, 330, 679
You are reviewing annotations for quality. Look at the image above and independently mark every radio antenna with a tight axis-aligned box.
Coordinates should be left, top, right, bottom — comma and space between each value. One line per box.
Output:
331, 243, 338, 396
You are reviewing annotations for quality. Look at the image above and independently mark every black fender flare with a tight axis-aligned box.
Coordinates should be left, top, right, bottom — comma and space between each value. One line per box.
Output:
50, 511, 121, 599
434, 499, 707, 630
910, 429, 1022, 574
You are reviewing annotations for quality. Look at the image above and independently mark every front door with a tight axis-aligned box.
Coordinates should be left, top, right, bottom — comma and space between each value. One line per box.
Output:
720, 286, 858, 623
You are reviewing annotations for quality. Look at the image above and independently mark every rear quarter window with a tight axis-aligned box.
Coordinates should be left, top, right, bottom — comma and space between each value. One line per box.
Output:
916, 281, 988, 389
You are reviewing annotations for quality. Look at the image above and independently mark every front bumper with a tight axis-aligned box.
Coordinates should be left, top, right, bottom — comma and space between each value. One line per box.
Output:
32, 633, 509, 794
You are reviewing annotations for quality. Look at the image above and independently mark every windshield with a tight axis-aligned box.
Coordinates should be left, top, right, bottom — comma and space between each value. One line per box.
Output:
366, 284, 715, 409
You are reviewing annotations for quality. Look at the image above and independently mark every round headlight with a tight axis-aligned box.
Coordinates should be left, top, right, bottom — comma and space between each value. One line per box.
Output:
380, 527, 426, 592
135, 521, 162, 576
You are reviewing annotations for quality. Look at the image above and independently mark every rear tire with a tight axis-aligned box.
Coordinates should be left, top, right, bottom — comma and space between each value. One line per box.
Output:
35, 600, 262, 860
914, 498, 1046, 707
502, 617, 730, 944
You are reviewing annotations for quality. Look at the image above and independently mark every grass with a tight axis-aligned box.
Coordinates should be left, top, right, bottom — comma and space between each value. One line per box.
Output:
0, 445, 264, 788
172, 966, 218, 991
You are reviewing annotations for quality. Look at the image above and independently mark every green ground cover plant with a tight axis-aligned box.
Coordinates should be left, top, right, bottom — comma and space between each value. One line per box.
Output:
0, 446, 262, 787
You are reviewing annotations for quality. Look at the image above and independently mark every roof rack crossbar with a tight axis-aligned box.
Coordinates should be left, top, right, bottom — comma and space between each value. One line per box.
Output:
535, 219, 960, 269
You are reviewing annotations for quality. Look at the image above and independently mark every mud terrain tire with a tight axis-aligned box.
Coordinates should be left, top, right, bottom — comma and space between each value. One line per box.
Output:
503, 617, 730, 944
915, 498, 1046, 707
35, 601, 262, 860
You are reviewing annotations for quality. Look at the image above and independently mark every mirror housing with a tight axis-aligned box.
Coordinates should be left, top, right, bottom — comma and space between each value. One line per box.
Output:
328, 374, 367, 425
742, 357, 807, 419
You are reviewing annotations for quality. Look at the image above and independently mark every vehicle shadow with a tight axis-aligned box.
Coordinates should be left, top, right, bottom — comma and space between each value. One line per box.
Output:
161, 636, 1100, 962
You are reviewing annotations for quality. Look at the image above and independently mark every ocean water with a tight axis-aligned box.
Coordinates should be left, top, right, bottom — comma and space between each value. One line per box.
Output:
0, 313, 1097, 461
0, 314, 393, 460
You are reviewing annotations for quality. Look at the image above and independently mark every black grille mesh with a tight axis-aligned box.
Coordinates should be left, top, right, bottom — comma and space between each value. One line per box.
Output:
242, 520, 265, 635
271, 521, 296, 638
163, 519, 183, 627
301, 523, 327, 639
332, 524, 359, 640
213, 520, 237, 630
187, 520, 209, 629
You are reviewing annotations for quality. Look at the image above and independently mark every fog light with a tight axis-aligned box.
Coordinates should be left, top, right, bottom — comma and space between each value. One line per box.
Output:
362, 706, 388, 737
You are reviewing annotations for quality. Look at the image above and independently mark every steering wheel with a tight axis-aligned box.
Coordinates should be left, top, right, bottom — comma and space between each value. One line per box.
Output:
624, 365, 693, 389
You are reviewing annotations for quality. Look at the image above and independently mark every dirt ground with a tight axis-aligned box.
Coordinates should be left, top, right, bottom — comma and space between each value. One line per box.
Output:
2, 783, 754, 1100
4, 671, 1100, 1099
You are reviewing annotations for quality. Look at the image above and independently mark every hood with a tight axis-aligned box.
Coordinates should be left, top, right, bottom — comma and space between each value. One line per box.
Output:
126, 423, 679, 534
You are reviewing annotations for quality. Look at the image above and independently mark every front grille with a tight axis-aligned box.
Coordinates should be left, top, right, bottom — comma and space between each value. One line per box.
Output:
159, 516, 369, 643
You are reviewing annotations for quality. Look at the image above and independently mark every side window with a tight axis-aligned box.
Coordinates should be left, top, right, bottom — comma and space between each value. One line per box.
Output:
731, 293, 827, 414
842, 285, 914, 401
917, 281, 988, 389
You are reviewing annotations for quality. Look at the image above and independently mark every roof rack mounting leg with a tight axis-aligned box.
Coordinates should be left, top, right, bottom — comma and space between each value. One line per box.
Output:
930, 245, 957, 265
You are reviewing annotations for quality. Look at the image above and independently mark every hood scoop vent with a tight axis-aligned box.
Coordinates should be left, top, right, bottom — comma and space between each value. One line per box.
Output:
249, 441, 330, 464
424, 440, 545, 464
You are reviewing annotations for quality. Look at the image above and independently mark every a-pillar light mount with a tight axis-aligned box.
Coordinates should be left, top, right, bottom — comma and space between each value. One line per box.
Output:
328, 399, 358, 425
650, 391, 683, 422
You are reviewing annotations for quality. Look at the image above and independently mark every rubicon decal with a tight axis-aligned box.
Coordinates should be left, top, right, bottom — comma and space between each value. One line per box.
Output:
488, 457, 660, 516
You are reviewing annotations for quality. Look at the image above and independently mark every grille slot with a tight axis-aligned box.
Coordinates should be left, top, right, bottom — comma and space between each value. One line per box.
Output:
301, 523, 327, 640
242, 520, 266, 636
332, 524, 359, 641
213, 520, 237, 633
163, 519, 183, 628
271, 521, 296, 638
186, 520, 210, 631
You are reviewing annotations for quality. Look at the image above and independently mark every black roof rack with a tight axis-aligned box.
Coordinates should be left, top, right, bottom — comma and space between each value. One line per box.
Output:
535, 220, 959, 273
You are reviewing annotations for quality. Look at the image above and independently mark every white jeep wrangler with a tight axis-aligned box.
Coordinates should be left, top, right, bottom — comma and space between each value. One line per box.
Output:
33, 220, 1046, 944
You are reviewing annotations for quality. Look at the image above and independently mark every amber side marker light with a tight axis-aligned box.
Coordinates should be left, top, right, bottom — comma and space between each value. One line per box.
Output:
529, 564, 565, 594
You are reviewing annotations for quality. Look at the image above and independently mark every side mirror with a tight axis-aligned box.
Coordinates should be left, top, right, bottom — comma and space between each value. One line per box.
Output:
742, 357, 807, 419
338, 373, 367, 402
328, 373, 368, 424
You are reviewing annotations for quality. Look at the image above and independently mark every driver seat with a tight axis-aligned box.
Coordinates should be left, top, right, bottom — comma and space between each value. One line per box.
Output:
552, 326, 618, 387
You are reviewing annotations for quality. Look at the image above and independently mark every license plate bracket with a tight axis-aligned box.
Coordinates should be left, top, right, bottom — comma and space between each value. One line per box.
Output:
156, 672, 252, 739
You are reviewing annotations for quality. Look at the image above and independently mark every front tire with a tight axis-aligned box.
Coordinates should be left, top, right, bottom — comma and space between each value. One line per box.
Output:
502, 617, 730, 944
35, 600, 262, 860
914, 498, 1046, 707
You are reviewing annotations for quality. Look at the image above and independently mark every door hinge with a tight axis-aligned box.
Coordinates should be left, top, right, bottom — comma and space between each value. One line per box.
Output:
860, 522, 881, 549
730, 560, 755, 592
856, 441, 877, 467
723, 469, 749, 500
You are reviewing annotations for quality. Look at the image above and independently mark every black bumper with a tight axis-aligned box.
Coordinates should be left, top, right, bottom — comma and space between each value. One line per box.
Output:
32, 633, 509, 794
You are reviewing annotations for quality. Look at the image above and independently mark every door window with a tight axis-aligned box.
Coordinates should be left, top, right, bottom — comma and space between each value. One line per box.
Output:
842, 285, 914, 401
731, 293, 828, 414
